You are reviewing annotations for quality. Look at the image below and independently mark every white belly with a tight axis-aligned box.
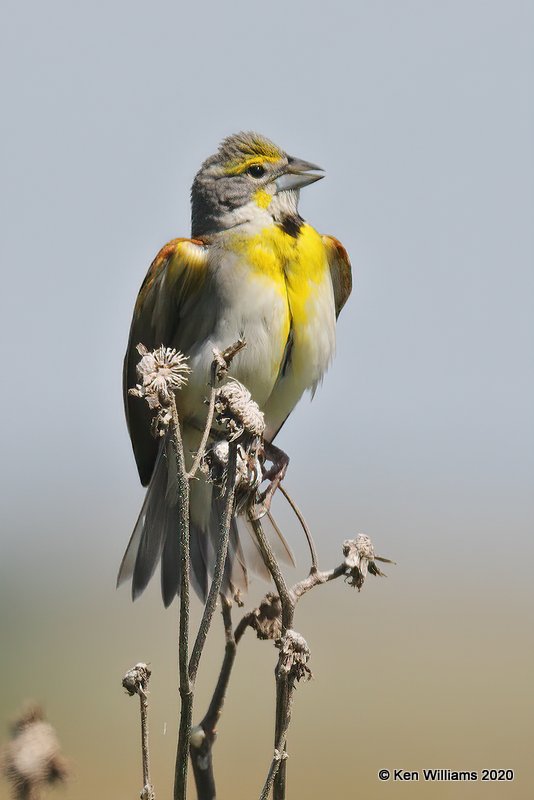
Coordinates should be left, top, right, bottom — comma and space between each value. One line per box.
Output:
178, 252, 291, 425
176, 245, 336, 441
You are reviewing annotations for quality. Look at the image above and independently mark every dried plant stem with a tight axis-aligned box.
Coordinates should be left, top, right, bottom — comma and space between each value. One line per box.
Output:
122, 664, 155, 799
248, 517, 294, 800
271, 682, 291, 799
249, 517, 293, 629
258, 692, 294, 800
189, 441, 238, 684
249, 522, 364, 800
190, 597, 237, 800
278, 485, 318, 570
139, 686, 155, 800
186, 363, 218, 480
188, 547, 378, 800
170, 396, 192, 800
187, 335, 248, 480
292, 563, 347, 597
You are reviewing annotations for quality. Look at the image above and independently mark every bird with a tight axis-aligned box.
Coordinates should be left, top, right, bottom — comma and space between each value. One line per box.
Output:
118, 131, 352, 607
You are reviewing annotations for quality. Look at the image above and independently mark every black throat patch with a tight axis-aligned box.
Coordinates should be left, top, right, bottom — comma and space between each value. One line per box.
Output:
277, 213, 304, 238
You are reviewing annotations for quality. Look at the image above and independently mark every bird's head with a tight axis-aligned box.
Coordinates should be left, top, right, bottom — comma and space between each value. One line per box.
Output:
191, 131, 323, 237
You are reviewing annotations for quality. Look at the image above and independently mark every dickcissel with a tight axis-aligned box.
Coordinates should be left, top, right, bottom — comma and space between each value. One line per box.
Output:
118, 132, 352, 606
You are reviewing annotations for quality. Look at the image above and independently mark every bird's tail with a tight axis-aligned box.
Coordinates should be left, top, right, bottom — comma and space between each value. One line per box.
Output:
117, 433, 294, 607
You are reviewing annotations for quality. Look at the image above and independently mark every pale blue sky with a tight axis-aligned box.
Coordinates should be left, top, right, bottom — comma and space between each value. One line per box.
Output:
1, 1, 533, 797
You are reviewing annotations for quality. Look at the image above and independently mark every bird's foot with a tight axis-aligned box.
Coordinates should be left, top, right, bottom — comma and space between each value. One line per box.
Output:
249, 441, 289, 520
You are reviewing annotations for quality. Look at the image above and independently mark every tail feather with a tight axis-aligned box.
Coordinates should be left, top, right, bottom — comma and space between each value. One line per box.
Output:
235, 510, 296, 584
188, 521, 210, 601
117, 447, 167, 593
265, 510, 296, 567
160, 508, 181, 607
133, 462, 170, 599
118, 435, 295, 605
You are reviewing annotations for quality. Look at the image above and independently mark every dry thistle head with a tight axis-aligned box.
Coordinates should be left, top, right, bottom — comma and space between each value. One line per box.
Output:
128, 344, 190, 436
129, 343, 189, 404
342, 534, 395, 590
202, 439, 263, 509
276, 629, 312, 682
122, 662, 151, 698
2, 704, 68, 800
214, 380, 265, 441
251, 592, 282, 641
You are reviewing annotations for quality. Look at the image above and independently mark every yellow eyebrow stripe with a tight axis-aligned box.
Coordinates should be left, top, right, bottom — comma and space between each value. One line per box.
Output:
223, 155, 279, 175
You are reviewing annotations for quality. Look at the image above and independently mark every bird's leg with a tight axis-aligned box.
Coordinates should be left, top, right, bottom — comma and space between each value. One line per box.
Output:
250, 442, 290, 520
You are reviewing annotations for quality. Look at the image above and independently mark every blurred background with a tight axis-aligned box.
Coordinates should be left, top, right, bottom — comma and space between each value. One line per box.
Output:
1, 0, 533, 797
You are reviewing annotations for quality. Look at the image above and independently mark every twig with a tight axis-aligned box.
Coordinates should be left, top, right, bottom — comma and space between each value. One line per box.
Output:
188, 338, 247, 481
170, 395, 193, 800
203, 597, 237, 724
189, 441, 238, 684
278, 485, 318, 571
186, 369, 217, 481
175, 340, 247, 798
272, 681, 290, 799
125, 342, 393, 800
248, 516, 294, 800
190, 597, 237, 800
122, 664, 155, 800
249, 517, 293, 629
248, 525, 393, 799
292, 563, 346, 597
188, 534, 393, 800
258, 697, 293, 800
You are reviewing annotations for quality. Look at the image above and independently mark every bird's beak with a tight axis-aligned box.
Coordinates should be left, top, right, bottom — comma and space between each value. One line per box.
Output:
275, 156, 325, 193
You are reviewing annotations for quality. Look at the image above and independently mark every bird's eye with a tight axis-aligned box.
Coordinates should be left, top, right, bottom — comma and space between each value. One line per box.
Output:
247, 164, 265, 178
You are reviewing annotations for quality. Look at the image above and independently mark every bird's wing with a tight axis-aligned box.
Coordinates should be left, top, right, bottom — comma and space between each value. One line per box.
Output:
124, 237, 209, 486
322, 235, 352, 317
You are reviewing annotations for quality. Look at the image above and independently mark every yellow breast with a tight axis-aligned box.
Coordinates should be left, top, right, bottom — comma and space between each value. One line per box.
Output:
228, 222, 329, 322
228, 222, 336, 438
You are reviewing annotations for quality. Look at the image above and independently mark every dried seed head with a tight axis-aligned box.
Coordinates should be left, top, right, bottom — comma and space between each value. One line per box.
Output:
201, 439, 263, 510
252, 592, 282, 641
129, 344, 190, 408
128, 344, 190, 437
342, 534, 394, 590
137, 344, 190, 397
214, 380, 265, 441
2, 704, 68, 799
276, 629, 312, 682
122, 662, 151, 698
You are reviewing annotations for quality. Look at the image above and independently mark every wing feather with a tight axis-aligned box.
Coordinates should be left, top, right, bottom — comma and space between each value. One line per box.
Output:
123, 237, 209, 485
322, 235, 352, 317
